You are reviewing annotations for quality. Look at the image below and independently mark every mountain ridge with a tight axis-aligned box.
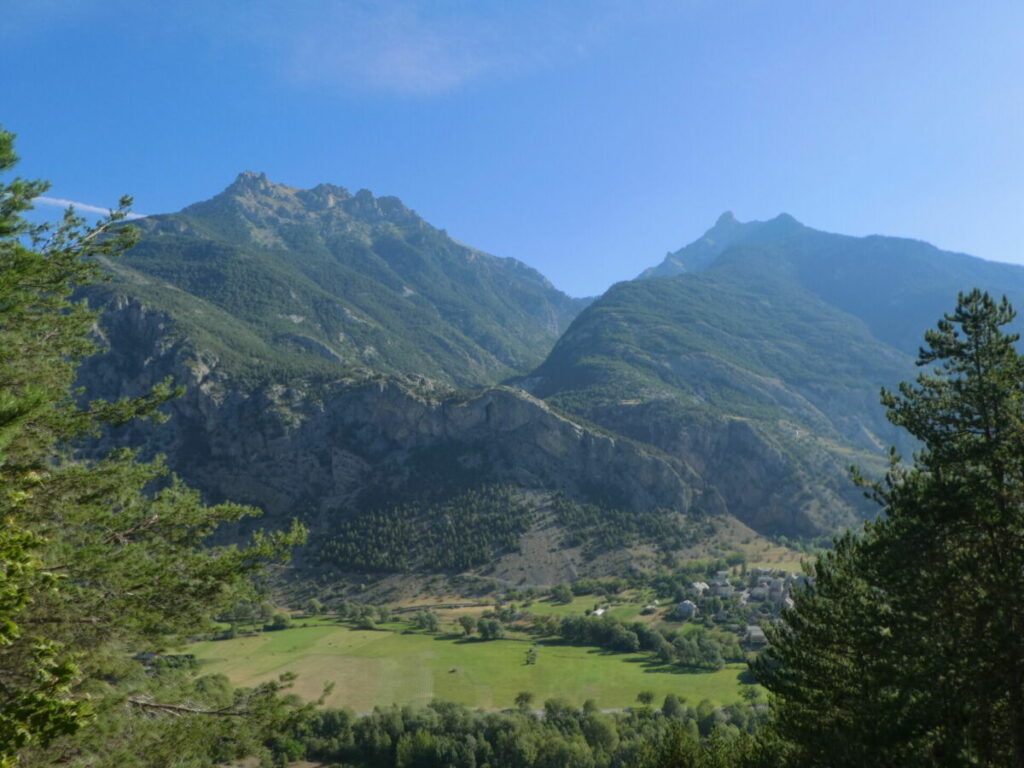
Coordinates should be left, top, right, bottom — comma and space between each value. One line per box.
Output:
102, 173, 586, 387
76, 193, 1024, 578
640, 211, 1024, 353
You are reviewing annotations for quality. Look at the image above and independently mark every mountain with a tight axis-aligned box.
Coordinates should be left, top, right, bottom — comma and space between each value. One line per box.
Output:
97, 172, 586, 387
79, 176, 728, 585
78, 195, 1024, 581
639, 212, 1024, 354
525, 213, 1024, 536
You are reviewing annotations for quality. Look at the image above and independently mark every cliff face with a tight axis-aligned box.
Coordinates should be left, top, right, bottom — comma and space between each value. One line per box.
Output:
585, 402, 871, 536
79, 297, 719, 543
81, 291, 876, 550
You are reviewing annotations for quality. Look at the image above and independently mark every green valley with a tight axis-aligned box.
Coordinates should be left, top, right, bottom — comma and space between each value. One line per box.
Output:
8, 5, 1024, 765
9, 133, 1024, 768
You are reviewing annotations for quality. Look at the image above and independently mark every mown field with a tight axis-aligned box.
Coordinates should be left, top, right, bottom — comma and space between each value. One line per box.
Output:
188, 620, 748, 712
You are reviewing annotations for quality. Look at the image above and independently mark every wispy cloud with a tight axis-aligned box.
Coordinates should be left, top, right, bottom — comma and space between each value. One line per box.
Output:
8, 0, 684, 96
230, 0, 677, 95
35, 196, 146, 220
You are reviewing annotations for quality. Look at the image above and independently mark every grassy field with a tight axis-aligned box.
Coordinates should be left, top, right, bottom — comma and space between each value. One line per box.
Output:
515, 594, 656, 624
188, 622, 747, 712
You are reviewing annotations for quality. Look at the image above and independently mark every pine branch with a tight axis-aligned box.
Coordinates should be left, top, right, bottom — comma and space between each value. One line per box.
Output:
126, 697, 246, 717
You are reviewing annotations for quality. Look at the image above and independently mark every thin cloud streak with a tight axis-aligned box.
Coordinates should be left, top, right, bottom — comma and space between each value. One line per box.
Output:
35, 196, 146, 220
5, 0, 687, 96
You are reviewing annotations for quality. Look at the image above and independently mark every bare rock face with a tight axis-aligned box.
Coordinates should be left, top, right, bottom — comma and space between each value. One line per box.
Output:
564, 397, 879, 537
80, 294, 866, 543
78, 298, 718, 541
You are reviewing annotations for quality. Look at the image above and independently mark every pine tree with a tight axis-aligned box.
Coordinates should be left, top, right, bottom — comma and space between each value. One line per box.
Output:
0, 128, 306, 766
755, 289, 1024, 767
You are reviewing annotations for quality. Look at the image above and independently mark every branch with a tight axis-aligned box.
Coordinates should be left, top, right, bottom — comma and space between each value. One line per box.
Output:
25, 616, 102, 624
126, 697, 246, 717
103, 513, 160, 544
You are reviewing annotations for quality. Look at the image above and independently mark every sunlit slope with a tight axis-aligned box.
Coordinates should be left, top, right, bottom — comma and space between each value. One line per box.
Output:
188, 622, 747, 711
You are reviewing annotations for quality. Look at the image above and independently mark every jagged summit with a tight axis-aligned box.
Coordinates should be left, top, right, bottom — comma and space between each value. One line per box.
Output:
222, 172, 399, 212
714, 210, 738, 227
222, 170, 288, 197
232, 169, 271, 185
176, 172, 421, 231
703, 211, 804, 240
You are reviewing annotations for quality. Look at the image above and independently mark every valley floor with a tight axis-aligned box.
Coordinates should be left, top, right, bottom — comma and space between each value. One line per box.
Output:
188, 618, 747, 711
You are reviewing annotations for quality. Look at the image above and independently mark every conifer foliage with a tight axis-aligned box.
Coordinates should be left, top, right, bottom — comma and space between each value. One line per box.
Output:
755, 290, 1024, 767
0, 129, 305, 765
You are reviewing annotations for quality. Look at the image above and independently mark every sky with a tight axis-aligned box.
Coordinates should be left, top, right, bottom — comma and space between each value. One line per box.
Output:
4, 0, 1023, 297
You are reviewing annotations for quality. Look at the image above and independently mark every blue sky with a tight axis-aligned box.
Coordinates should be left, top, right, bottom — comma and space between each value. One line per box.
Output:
5, 1, 1023, 296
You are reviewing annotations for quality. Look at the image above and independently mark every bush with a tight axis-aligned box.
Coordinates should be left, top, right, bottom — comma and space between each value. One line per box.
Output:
264, 613, 293, 632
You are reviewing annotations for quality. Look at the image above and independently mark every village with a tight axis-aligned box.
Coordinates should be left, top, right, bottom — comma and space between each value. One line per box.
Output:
584, 567, 813, 651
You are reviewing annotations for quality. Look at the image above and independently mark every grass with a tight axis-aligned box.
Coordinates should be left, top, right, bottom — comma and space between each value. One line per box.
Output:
518, 595, 651, 623
747, 558, 808, 574
188, 622, 747, 712
520, 596, 604, 618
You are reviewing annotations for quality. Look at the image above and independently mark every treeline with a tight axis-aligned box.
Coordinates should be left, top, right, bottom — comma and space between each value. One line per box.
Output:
281, 698, 769, 768
538, 614, 743, 672
550, 493, 713, 557
318, 485, 535, 571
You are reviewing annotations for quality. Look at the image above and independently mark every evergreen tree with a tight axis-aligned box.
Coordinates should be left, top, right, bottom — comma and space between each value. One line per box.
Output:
0, 128, 305, 766
755, 290, 1024, 767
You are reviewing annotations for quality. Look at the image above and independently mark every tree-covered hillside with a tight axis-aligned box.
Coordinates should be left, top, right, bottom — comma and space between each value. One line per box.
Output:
0, 129, 308, 768
755, 290, 1024, 767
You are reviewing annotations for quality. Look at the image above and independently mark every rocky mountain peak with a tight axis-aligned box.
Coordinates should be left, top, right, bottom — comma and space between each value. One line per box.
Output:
225, 170, 281, 195
636, 211, 809, 280
714, 210, 739, 228
181, 172, 424, 231
298, 182, 353, 211
707, 211, 802, 238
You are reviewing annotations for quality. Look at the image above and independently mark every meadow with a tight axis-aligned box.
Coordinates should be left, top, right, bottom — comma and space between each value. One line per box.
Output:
188, 619, 748, 713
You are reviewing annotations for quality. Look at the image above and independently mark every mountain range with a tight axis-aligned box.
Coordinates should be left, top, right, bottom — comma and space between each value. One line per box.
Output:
76, 175, 1024, 584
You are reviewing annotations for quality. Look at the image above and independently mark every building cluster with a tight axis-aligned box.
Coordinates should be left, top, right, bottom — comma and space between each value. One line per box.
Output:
673, 567, 813, 648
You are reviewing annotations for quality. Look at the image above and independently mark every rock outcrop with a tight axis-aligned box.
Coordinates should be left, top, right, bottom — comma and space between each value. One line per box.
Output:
79, 297, 717, 542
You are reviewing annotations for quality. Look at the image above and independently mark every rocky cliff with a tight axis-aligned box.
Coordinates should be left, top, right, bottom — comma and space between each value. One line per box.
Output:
80, 296, 720, 548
